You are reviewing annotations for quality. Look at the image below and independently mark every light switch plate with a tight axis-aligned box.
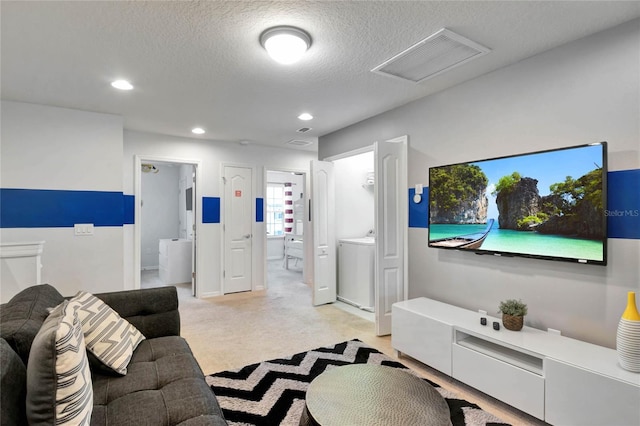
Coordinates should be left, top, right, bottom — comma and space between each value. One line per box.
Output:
74, 223, 94, 236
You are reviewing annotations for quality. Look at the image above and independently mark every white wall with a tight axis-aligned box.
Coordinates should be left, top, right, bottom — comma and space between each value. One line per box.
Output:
1, 101, 125, 297
141, 164, 180, 269
123, 131, 316, 296
333, 150, 375, 240
319, 19, 640, 348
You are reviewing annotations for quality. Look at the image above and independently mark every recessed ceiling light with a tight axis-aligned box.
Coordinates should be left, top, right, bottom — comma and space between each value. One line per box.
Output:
111, 79, 133, 90
260, 26, 311, 65
298, 113, 313, 121
192, 127, 205, 135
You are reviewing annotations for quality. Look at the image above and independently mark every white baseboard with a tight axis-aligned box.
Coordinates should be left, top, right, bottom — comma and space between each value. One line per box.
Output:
199, 291, 221, 298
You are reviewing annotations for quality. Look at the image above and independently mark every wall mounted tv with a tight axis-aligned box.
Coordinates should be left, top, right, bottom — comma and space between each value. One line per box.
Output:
428, 142, 607, 265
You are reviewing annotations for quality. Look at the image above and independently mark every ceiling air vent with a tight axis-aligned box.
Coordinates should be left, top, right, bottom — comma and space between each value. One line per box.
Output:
296, 127, 312, 133
286, 139, 313, 147
371, 28, 490, 83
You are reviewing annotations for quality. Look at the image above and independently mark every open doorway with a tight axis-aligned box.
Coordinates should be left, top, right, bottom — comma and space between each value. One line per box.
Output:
265, 169, 307, 292
331, 149, 375, 322
134, 155, 200, 298
312, 136, 407, 335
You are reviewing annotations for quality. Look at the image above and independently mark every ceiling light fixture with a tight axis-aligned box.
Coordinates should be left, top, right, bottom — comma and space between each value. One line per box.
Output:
111, 79, 133, 90
298, 113, 313, 121
191, 127, 205, 135
260, 26, 311, 65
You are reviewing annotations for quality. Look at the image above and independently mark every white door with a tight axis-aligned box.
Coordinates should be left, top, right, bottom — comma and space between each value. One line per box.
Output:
311, 160, 336, 306
374, 136, 408, 335
223, 166, 253, 294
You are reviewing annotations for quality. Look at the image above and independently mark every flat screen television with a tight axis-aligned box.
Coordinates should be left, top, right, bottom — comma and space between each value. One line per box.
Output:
428, 142, 607, 265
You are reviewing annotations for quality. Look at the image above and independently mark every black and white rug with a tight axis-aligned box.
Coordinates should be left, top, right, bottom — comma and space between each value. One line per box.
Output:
206, 339, 510, 426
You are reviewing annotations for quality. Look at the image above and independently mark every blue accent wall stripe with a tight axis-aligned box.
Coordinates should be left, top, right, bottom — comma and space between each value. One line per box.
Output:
123, 195, 135, 225
1, 188, 125, 228
202, 197, 220, 224
607, 169, 640, 239
408, 188, 429, 228
1, 168, 638, 237
256, 198, 264, 222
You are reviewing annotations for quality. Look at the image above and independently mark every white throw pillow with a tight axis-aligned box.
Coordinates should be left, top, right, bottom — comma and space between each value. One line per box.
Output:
26, 300, 93, 425
71, 291, 145, 375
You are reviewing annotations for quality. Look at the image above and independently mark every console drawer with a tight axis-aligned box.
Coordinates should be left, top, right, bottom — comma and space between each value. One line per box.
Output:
392, 305, 453, 375
546, 358, 640, 426
452, 343, 544, 419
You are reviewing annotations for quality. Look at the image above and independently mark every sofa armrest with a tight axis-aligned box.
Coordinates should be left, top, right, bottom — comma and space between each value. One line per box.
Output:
93, 286, 180, 338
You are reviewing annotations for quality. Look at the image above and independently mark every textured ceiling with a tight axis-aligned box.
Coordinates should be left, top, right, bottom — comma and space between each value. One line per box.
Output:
2, 1, 639, 152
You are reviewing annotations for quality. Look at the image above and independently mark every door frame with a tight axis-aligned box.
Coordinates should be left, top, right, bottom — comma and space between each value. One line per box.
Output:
134, 155, 201, 296
263, 167, 310, 290
221, 162, 257, 295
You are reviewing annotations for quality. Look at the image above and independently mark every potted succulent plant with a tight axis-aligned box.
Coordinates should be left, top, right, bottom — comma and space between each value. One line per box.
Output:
498, 299, 528, 331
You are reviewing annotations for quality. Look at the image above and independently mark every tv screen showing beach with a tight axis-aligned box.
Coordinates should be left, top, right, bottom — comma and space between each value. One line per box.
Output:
428, 142, 607, 265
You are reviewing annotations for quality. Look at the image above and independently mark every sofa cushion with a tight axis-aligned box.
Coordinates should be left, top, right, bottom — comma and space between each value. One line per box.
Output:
93, 286, 180, 339
1, 338, 27, 426
91, 336, 226, 426
71, 291, 145, 375
26, 300, 93, 425
0, 284, 65, 365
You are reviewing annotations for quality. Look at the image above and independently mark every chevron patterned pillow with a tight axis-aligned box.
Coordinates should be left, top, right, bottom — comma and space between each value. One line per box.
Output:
26, 300, 93, 425
71, 291, 145, 375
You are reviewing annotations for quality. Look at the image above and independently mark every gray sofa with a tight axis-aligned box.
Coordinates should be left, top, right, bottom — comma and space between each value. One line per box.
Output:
0, 284, 228, 426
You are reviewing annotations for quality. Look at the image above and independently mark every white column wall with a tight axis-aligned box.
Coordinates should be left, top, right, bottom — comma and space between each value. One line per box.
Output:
318, 19, 640, 348
1, 101, 125, 297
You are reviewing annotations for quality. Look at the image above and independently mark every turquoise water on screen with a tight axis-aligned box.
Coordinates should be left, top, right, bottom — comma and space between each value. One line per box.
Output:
429, 223, 604, 261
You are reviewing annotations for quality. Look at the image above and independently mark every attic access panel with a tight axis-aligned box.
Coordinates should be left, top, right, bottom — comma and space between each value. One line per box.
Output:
371, 28, 491, 83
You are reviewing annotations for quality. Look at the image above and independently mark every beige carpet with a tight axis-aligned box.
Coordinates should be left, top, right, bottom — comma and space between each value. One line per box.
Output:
142, 262, 544, 426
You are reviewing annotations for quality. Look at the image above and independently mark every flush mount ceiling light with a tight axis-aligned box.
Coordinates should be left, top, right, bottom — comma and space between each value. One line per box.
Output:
111, 79, 133, 90
260, 26, 311, 65
191, 127, 205, 135
298, 113, 313, 121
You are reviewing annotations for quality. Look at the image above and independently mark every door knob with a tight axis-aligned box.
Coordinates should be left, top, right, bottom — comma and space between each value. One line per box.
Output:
243, 234, 251, 239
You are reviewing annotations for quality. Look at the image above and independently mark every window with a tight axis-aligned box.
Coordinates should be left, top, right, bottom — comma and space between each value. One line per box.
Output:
266, 183, 285, 236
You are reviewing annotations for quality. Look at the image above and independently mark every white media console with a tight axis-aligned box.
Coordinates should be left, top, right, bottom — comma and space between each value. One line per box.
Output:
392, 297, 640, 425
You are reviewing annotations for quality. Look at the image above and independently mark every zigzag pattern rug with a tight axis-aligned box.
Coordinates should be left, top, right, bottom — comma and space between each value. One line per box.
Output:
206, 339, 510, 426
